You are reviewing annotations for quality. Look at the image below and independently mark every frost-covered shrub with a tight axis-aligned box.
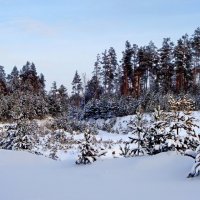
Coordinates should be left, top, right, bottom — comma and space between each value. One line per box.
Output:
100, 118, 117, 132
68, 105, 83, 120
48, 117, 71, 132
119, 142, 136, 157
48, 117, 98, 135
49, 146, 59, 160
0, 119, 39, 151
84, 96, 138, 119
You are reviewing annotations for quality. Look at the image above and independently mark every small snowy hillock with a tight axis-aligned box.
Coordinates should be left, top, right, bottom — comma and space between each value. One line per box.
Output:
0, 150, 199, 200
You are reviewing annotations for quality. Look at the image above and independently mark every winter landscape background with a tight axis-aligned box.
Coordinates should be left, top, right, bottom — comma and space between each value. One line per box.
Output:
1, 1, 200, 200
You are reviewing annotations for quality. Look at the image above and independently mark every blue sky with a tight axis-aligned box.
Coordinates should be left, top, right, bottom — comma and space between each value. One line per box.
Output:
0, 0, 200, 91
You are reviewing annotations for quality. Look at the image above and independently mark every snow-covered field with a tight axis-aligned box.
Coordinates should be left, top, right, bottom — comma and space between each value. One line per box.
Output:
0, 150, 198, 200
0, 110, 200, 200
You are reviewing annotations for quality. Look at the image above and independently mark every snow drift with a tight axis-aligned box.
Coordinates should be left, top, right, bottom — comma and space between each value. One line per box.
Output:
0, 150, 199, 200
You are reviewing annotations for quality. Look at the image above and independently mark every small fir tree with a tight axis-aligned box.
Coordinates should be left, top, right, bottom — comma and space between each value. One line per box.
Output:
145, 106, 169, 155
76, 129, 106, 164
168, 95, 199, 152
128, 107, 147, 156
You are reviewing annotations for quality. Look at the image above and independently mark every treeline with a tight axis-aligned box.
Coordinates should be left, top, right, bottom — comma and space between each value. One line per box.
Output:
0, 62, 68, 121
1, 27, 200, 121
75, 27, 200, 118
85, 28, 200, 98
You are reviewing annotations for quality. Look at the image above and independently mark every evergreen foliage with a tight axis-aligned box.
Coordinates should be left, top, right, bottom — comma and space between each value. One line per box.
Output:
167, 95, 199, 153
76, 129, 106, 164
1, 28, 200, 121
145, 106, 169, 155
127, 107, 147, 156
185, 145, 200, 178
0, 118, 39, 151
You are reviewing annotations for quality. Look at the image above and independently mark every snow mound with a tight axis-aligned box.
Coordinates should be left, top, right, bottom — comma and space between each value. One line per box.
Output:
0, 150, 199, 200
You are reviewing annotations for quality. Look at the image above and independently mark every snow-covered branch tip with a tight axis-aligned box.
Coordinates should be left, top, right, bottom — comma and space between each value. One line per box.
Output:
185, 146, 200, 178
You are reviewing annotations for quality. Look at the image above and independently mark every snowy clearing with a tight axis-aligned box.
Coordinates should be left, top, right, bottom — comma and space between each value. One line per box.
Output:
0, 150, 199, 200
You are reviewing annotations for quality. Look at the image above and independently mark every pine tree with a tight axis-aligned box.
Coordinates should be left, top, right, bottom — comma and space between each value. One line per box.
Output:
85, 75, 103, 103
128, 107, 147, 156
58, 84, 69, 114
191, 27, 200, 69
145, 41, 160, 92
108, 47, 118, 93
13, 119, 34, 150
0, 65, 7, 94
72, 70, 83, 95
174, 34, 193, 92
33, 93, 49, 118
168, 95, 199, 152
0, 118, 38, 151
115, 65, 123, 96
101, 50, 109, 94
93, 54, 102, 99
159, 38, 174, 93
7, 66, 20, 92
76, 129, 106, 164
20, 61, 43, 93
131, 44, 140, 97
39, 73, 46, 90
121, 41, 134, 96
137, 46, 149, 95
145, 106, 169, 154
71, 70, 83, 107
191, 27, 200, 88
101, 48, 118, 95
48, 82, 62, 116
0, 95, 9, 121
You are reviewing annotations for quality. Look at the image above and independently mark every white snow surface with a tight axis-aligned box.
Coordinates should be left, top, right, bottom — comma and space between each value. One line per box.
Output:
0, 150, 199, 200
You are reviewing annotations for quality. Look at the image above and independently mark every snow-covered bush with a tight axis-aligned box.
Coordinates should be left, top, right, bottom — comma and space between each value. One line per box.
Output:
100, 118, 117, 133
0, 119, 39, 151
41, 129, 73, 152
84, 96, 138, 119
48, 117, 98, 135
49, 146, 59, 160
119, 142, 136, 157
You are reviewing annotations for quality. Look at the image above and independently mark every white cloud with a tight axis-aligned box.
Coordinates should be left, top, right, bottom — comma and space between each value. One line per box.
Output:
18, 19, 57, 36
0, 18, 58, 37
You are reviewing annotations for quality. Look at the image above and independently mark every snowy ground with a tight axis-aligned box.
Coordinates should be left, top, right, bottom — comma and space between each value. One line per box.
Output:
0, 111, 200, 199
0, 150, 199, 200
